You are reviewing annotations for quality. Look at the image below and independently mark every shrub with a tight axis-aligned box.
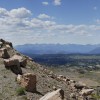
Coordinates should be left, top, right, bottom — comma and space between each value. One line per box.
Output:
91, 94, 100, 99
77, 69, 85, 74
16, 87, 26, 96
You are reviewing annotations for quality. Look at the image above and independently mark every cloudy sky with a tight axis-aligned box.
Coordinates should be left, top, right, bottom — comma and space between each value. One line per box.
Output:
0, 0, 100, 45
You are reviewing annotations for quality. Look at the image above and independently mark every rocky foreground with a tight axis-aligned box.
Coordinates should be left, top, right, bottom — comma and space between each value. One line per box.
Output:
0, 39, 99, 100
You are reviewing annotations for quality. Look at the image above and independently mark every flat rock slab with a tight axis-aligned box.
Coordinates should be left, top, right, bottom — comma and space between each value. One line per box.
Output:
39, 89, 64, 100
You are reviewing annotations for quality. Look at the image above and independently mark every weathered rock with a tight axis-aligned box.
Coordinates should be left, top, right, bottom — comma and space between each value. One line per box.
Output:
0, 39, 13, 48
4, 58, 20, 67
0, 41, 3, 48
5, 44, 11, 49
49, 74, 56, 79
66, 78, 70, 81
68, 80, 76, 85
80, 89, 94, 96
0, 48, 10, 58
53, 86, 57, 90
4, 58, 22, 74
17, 74, 22, 84
39, 89, 64, 100
12, 55, 27, 67
21, 73, 36, 92
70, 83, 76, 88
48, 71, 57, 79
57, 75, 64, 81
74, 82, 86, 90
62, 78, 67, 82
58, 75, 64, 78
70, 80, 75, 83
48, 71, 53, 75
70, 93, 77, 99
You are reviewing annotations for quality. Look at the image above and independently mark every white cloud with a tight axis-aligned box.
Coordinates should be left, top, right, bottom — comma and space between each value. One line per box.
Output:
0, 7, 32, 18
42, 2, 49, 6
0, 7, 100, 45
30, 18, 56, 29
9, 7, 32, 18
96, 19, 100, 24
38, 14, 50, 19
0, 8, 8, 17
54, 0, 61, 6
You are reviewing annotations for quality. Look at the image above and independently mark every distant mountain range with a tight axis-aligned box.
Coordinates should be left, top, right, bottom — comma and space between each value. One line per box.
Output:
89, 47, 100, 54
14, 44, 100, 54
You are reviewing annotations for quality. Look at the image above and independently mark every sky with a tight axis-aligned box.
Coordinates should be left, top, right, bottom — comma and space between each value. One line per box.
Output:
0, 0, 100, 45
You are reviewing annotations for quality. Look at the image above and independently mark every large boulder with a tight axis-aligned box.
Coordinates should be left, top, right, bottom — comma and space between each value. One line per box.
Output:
3, 54, 27, 74
4, 58, 20, 67
4, 58, 22, 74
12, 55, 27, 67
39, 89, 64, 100
21, 73, 37, 92
74, 82, 86, 90
0, 48, 10, 58
80, 89, 94, 96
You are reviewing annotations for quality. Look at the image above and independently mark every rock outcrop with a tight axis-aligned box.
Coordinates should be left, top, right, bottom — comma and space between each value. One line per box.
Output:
4, 58, 22, 74
4, 58, 20, 67
39, 89, 64, 100
3, 54, 27, 74
20, 73, 37, 92
0, 48, 10, 58
74, 82, 86, 90
0, 39, 13, 48
11, 55, 27, 67
80, 89, 94, 96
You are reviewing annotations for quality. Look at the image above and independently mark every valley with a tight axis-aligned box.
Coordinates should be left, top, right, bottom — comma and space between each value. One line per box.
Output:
20, 53, 100, 87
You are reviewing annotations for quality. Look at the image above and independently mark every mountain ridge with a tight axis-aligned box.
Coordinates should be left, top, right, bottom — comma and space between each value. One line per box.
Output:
15, 44, 100, 54
89, 47, 100, 54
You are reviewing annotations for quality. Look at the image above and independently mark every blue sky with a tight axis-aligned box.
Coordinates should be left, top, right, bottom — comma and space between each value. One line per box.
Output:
0, 0, 100, 45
